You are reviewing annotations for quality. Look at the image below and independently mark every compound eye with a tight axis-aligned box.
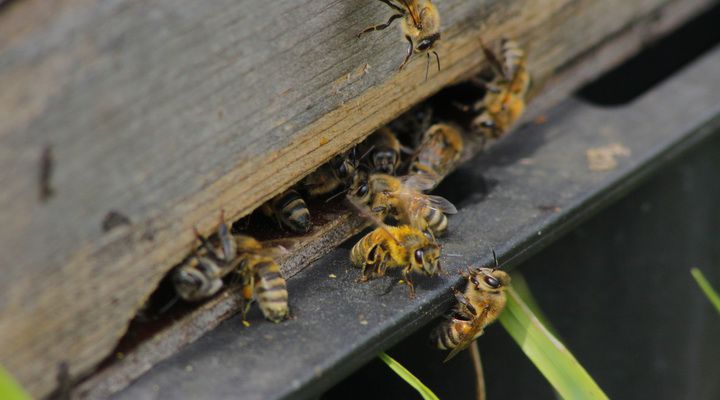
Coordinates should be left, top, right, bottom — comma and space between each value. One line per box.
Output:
414, 249, 424, 264
481, 120, 495, 128
338, 163, 348, 177
417, 40, 432, 51
484, 275, 500, 288
357, 184, 369, 197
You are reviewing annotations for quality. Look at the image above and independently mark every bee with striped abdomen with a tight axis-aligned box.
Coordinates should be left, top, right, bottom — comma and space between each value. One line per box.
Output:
350, 173, 457, 238
358, 0, 441, 76
172, 212, 237, 302
235, 235, 290, 323
408, 123, 464, 184
431, 251, 510, 361
348, 198, 442, 298
472, 38, 531, 142
261, 188, 311, 233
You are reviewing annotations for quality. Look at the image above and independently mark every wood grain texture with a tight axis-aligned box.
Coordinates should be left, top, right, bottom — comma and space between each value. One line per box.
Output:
0, 0, 713, 397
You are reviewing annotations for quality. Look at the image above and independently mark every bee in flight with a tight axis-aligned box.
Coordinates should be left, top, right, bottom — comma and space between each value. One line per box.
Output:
358, 0, 441, 77
361, 127, 402, 175
430, 251, 510, 361
408, 123, 464, 184
348, 197, 442, 298
471, 38, 531, 143
351, 173, 457, 238
261, 188, 312, 233
172, 211, 290, 323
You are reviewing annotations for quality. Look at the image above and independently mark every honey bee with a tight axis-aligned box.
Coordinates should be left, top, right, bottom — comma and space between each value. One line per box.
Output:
234, 235, 290, 324
261, 188, 311, 233
408, 123, 464, 182
172, 213, 238, 302
351, 173, 457, 238
472, 38, 531, 141
431, 251, 510, 361
358, 0, 441, 75
348, 198, 442, 298
362, 127, 402, 175
302, 150, 359, 198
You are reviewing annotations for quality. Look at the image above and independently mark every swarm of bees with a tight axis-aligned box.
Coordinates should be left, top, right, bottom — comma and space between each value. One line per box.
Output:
172, 211, 290, 323
158, 3, 529, 361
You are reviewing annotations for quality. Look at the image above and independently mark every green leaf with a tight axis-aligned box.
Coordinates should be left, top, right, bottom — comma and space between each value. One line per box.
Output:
691, 268, 720, 314
499, 286, 609, 400
0, 365, 31, 400
378, 352, 440, 400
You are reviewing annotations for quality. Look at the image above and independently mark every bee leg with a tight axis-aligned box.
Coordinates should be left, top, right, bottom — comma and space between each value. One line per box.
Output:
218, 210, 236, 262
451, 287, 478, 316
378, 0, 404, 12
402, 268, 416, 299
357, 13, 404, 38
240, 275, 254, 325
398, 35, 414, 71
376, 253, 390, 278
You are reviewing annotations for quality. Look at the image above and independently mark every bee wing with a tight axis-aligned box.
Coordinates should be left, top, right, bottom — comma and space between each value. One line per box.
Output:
400, 174, 437, 192
400, 0, 421, 27
481, 41, 511, 82
425, 195, 458, 214
443, 307, 490, 362
346, 196, 401, 244
257, 239, 295, 257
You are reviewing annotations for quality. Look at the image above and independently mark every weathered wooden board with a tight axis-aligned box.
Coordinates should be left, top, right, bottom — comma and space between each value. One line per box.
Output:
0, 0, 713, 398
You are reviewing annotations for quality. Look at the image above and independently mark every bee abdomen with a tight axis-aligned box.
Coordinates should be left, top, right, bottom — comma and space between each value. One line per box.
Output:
254, 260, 289, 322
424, 207, 448, 236
350, 236, 369, 268
276, 189, 311, 233
432, 320, 465, 350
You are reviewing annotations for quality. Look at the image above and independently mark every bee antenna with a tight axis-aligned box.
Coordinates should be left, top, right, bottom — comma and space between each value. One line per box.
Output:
358, 144, 375, 162
433, 51, 440, 72
157, 295, 180, 315
325, 188, 349, 203
425, 52, 430, 82
491, 248, 500, 270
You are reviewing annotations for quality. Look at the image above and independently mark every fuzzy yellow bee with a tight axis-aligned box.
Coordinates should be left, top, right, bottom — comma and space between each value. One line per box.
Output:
358, 0, 441, 76
348, 198, 442, 298
351, 173, 457, 238
431, 252, 510, 361
408, 123, 464, 183
472, 39, 531, 142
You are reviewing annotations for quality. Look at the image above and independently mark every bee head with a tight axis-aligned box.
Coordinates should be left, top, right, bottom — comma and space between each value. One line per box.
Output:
413, 243, 442, 276
348, 170, 371, 204
372, 150, 398, 175
416, 32, 440, 52
471, 268, 510, 292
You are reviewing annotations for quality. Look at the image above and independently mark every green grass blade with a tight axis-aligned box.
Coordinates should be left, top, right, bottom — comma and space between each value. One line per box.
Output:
379, 352, 440, 400
508, 272, 559, 337
691, 268, 720, 314
499, 286, 609, 400
0, 365, 31, 400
